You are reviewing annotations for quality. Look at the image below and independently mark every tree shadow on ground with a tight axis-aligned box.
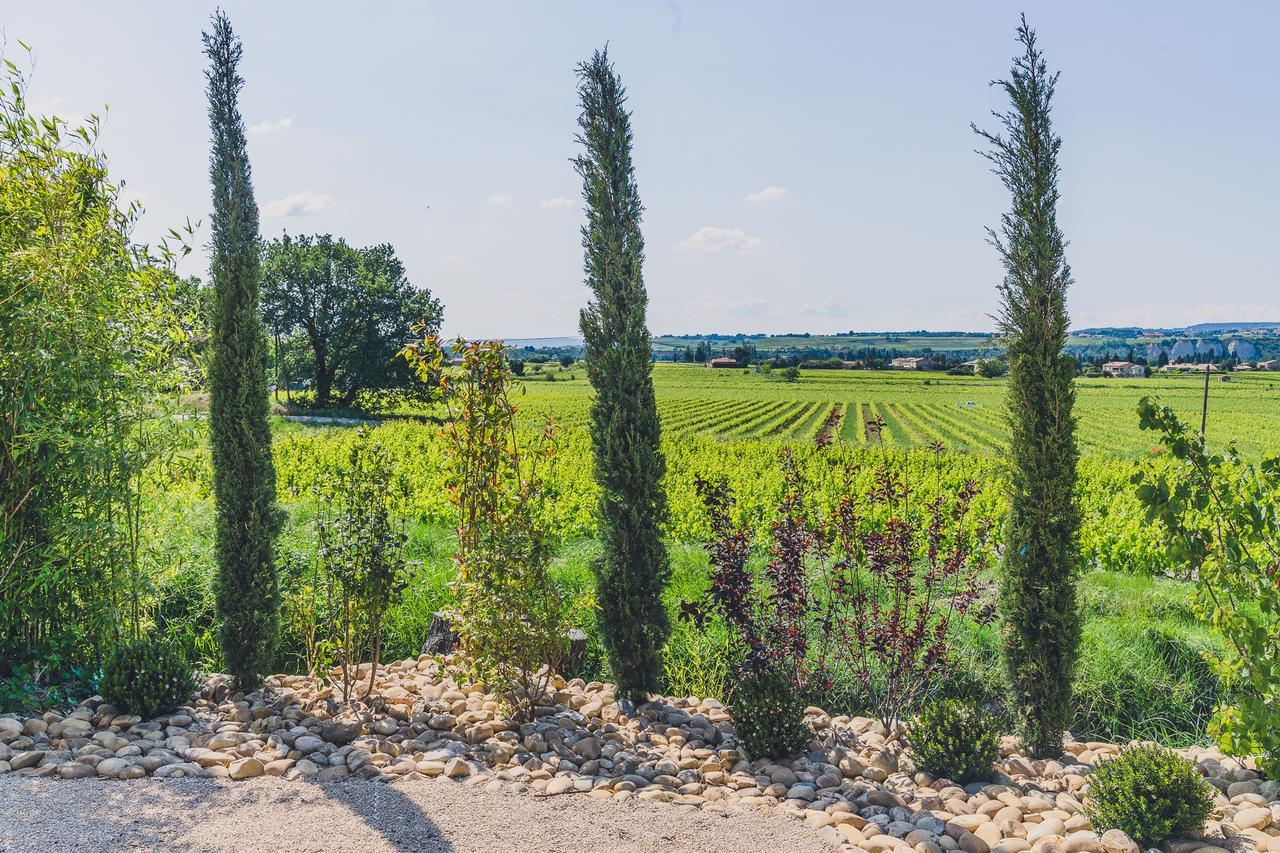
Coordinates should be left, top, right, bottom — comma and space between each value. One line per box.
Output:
0, 774, 454, 853
306, 776, 454, 852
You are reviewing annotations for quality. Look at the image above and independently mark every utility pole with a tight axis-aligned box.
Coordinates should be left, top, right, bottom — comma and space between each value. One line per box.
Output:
1200, 362, 1210, 436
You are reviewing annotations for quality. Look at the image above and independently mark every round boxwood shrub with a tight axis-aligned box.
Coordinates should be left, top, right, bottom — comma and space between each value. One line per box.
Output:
909, 699, 1001, 784
731, 664, 810, 759
100, 637, 195, 719
1084, 744, 1214, 848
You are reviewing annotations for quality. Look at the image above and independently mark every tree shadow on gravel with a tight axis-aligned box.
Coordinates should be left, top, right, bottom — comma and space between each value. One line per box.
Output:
306, 777, 454, 853
0, 775, 454, 853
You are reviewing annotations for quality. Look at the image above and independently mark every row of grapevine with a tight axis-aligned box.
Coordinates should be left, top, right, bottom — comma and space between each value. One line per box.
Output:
267, 417, 1181, 576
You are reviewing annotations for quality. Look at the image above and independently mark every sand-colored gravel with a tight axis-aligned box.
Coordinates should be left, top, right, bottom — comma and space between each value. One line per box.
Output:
0, 775, 835, 852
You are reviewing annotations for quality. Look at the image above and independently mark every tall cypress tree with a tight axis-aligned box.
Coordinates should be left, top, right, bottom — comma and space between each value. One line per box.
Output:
204, 12, 282, 690
574, 48, 670, 699
974, 16, 1081, 758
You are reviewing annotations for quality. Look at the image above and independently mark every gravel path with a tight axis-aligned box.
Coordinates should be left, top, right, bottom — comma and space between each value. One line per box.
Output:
0, 776, 835, 852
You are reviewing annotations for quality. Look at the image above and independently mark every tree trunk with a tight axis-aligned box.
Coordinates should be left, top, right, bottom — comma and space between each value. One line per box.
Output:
338, 383, 361, 410
421, 611, 458, 655
314, 368, 333, 409
308, 326, 332, 408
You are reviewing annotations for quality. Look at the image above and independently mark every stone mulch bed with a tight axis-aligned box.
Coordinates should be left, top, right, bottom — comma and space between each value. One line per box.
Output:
1, 653, 1277, 853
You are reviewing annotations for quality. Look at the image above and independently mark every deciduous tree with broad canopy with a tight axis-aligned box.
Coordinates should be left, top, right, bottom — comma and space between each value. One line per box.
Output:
261, 233, 442, 409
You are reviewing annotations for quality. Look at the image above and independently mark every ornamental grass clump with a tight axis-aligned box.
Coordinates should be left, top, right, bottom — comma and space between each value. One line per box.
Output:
908, 699, 1001, 784
100, 638, 195, 719
1084, 744, 1214, 847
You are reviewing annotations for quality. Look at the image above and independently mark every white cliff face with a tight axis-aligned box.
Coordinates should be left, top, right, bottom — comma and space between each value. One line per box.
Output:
1143, 336, 1268, 363
1196, 339, 1224, 357
1229, 339, 1260, 360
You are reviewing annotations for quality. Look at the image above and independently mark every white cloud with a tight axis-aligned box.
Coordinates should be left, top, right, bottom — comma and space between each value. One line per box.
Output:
261, 191, 334, 218
743, 186, 788, 203
1072, 303, 1280, 330
540, 197, 576, 210
28, 96, 89, 129
441, 255, 469, 267
248, 117, 293, 136
687, 293, 769, 314
678, 226, 764, 254
487, 194, 513, 206
799, 298, 849, 319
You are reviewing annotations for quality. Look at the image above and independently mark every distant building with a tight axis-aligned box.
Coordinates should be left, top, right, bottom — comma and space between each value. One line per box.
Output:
1102, 361, 1144, 378
962, 358, 983, 374
1159, 363, 1220, 374
890, 356, 930, 370
1259, 359, 1280, 371
707, 357, 738, 368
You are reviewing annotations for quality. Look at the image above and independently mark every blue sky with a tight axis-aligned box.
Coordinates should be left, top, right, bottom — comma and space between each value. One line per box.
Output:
6, 2, 1278, 337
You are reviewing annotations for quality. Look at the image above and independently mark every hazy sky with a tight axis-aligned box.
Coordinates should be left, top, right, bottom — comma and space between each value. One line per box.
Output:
6, 2, 1278, 337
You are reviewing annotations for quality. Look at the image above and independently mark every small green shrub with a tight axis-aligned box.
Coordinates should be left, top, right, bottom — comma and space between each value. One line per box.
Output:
731, 665, 811, 759
1084, 744, 1214, 847
909, 699, 1001, 784
1135, 399, 1280, 774
99, 638, 195, 719
403, 336, 567, 722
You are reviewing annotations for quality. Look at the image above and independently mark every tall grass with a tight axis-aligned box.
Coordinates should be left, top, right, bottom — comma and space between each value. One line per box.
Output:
137, 478, 1225, 746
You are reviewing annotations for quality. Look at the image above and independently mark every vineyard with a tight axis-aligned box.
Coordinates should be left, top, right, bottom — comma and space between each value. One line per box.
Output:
508, 365, 1280, 458
264, 364, 1280, 585
250, 363, 1266, 741
9, 9, 1280, 850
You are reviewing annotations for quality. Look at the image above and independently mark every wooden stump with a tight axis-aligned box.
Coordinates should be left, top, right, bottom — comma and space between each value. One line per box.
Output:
421, 611, 458, 655
565, 629, 588, 673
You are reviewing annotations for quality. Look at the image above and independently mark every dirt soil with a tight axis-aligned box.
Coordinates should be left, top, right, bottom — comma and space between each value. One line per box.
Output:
0, 774, 835, 852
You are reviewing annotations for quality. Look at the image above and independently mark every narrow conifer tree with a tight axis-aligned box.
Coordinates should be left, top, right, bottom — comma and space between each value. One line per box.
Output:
204, 12, 282, 689
974, 16, 1081, 758
574, 48, 670, 699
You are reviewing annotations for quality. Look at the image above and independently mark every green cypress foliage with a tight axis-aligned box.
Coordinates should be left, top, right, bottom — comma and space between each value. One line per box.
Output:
574, 48, 671, 699
204, 12, 282, 689
974, 17, 1081, 758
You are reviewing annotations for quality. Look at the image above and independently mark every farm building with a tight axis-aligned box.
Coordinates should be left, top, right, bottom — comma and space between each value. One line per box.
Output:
890, 356, 931, 370
1160, 363, 1220, 373
707, 357, 739, 368
1102, 361, 1144, 378
1259, 359, 1280, 371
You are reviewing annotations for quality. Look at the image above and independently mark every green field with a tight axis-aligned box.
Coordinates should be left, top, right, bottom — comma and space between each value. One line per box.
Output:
54, 361, 1271, 745
511, 364, 1280, 459
247, 362, 1269, 744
